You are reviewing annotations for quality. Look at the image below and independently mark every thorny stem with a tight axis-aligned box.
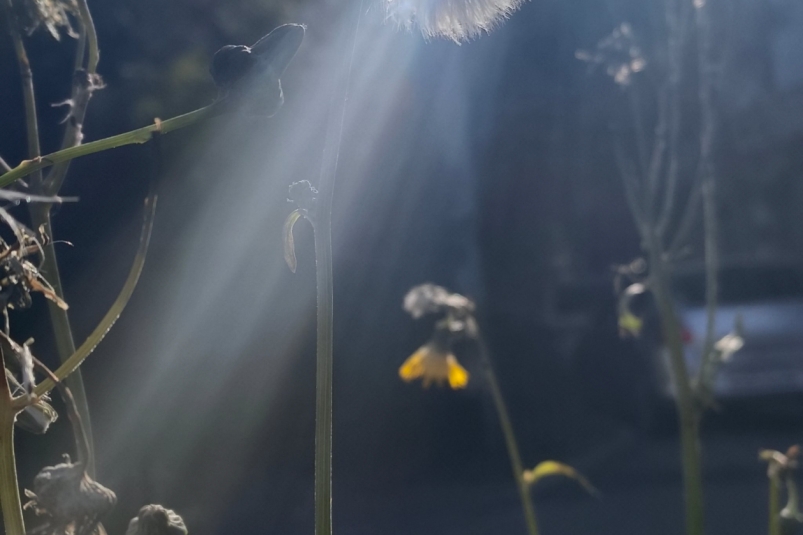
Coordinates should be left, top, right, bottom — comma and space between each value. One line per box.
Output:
44, 0, 101, 195
476, 333, 539, 535
4, 0, 99, 471
0, 105, 217, 188
0, 344, 25, 535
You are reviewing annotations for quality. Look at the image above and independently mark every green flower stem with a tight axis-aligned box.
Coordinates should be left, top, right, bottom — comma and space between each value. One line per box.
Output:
0, 409, 23, 535
76, 0, 99, 74
34, 192, 157, 398
476, 334, 539, 535
0, 350, 24, 535
29, 204, 97, 472
769, 476, 781, 535
312, 215, 334, 535
310, 5, 364, 533
650, 244, 705, 535
0, 105, 216, 189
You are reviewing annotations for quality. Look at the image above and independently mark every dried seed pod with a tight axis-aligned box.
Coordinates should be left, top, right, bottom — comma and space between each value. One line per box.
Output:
125, 504, 188, 535
210, 24, 305, 117
25, 457, 116, 535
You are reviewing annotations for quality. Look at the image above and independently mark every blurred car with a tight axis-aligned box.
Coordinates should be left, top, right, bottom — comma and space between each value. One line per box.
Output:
662, 260, 803, 401
545, 259, 803, 432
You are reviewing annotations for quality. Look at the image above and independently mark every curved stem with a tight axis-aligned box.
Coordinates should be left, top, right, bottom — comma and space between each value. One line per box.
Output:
476, 333, 539, 535
29, 204, 96, 472
0, 105, 217, 188
34, 191, 157, 398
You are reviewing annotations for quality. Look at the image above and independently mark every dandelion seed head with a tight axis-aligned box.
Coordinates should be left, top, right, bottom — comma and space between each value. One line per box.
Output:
386, 0, 526, 43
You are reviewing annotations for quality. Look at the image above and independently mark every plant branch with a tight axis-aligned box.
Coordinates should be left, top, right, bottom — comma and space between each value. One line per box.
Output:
34, 189, 157, 398
655, 0, 686, 239
44, 0, 102, 195
476, 332, 539, 535
0, 346, 25, 535
692, 0, 719, 390
28, 203, 96, 471
0, 105, 217, 188
76, 0, 99, 74
649, 246, 706, 535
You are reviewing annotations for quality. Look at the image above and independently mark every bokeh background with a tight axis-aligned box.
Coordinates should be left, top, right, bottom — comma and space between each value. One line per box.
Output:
2, 0, 803, 534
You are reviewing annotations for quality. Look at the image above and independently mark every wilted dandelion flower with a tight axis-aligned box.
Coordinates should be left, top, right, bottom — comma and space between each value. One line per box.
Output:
399, 340, 469, 389
24, 455, 116, 535
386, 0, 526, 43
125, 504, 188, 535
403, 283, 474, 319
11, 0, 78, 39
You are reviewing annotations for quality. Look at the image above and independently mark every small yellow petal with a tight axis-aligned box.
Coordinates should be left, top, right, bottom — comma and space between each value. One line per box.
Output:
446, 354, 469, 389
399, 348, 427, 381
523, 460, 598, 496
618, 312, 643, 337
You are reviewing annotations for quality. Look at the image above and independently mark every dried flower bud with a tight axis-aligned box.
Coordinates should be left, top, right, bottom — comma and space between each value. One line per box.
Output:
403, 283, 474, 319
125, 504, 188, 535
17, 396, 59, 435
11, 0, 79, 39
25, 456, 116, 535
210, 24, 305, 117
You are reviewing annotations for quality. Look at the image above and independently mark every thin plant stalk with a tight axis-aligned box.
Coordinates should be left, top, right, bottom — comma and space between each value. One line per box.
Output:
476, 333, 539, 535
649, 245, 705, 535
311, 5, 364, 534
29, 204, 97, 470
0, 342, 24, 535
0, 105, 216, 188
4, 0, 100, 470
769, 477, 781, 535
34, 190, 157, 397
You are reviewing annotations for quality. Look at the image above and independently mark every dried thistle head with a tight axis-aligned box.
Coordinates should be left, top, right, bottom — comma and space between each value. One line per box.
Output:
125, 504, 188, 535
11, 0, 79, 40
24, 456, 117, 535
385, 0, 526, 43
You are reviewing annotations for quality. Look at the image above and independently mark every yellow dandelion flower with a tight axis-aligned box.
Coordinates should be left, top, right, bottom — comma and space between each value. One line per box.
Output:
399, 342, 469, 389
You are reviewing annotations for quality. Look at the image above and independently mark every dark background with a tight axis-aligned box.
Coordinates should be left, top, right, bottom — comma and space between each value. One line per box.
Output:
2, 0, 803, 534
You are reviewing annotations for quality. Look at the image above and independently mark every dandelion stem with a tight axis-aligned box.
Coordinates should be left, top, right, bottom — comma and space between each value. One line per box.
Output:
476, 333, 539, 535
311, 5, 364, 535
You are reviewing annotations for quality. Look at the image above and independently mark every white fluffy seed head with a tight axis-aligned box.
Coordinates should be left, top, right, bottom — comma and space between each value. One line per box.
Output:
386, 0, 526, 43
